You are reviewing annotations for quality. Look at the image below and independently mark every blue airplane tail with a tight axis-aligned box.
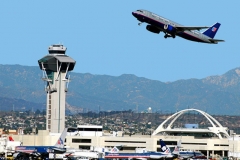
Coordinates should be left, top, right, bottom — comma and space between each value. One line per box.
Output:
202, 22, 221, 38
160, 139, 171, 154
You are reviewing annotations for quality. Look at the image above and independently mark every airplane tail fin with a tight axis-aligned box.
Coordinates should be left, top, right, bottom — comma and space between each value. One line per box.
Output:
160, 139, 171, 154
54, 128, 68, 148
172, 146, 180, 155
173, 139, 181, 155
177, 139, 181, 150
202, 22, 221, 38
9, 136, 14, 141
110, 146, 119, 153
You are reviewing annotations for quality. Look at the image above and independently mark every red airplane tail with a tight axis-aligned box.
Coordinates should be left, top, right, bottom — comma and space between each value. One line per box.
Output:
9, 136, 14, 141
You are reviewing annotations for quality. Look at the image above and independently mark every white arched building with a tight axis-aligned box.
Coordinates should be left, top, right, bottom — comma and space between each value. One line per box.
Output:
152, 108, 229, 139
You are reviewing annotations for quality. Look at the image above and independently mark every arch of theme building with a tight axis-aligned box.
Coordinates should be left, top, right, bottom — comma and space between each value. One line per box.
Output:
152, 108, 229, 138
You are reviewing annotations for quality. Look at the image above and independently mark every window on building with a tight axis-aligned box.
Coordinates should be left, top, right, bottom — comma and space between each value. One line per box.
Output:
72, 139, 91, 143
79, 145, 91, 150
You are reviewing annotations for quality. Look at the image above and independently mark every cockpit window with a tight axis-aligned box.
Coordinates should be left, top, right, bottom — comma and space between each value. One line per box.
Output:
137, 10, 143, 13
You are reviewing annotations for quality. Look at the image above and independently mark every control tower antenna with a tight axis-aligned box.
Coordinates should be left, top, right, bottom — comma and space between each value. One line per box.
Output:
38, 44, 76, 133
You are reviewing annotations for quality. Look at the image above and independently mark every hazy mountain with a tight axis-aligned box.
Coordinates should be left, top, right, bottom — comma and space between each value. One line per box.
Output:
0, 64, 240, 115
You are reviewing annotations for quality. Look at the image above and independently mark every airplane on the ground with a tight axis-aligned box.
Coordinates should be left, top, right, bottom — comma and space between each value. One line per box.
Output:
178, 150, 206, 159
14, 128, 77, 159
105, 139, 179, 159
173, 140, 206, 160
132, 9, 224, 44
64, 145, 122, 159
149, 139, 179, 159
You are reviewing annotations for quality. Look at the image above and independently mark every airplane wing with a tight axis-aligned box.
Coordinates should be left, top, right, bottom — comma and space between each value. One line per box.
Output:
13, 151, 42, 159
150, 154, 172, 159
51, 147, 66, 153
176, 26, 210, 31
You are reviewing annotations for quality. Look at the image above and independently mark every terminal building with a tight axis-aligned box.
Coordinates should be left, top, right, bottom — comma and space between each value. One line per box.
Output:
12, 109, 240, 158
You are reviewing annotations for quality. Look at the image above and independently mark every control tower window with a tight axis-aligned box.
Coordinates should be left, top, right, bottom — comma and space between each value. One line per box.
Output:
49, 50, 65, 54
52, 45, 63, 47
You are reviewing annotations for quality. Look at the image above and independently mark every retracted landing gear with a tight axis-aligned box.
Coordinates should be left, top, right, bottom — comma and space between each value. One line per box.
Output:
164, 33, 176, 39
164, 34, 171, 39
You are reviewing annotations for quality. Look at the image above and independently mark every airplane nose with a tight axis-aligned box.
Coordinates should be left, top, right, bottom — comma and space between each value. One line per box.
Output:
132, 12, 136, 17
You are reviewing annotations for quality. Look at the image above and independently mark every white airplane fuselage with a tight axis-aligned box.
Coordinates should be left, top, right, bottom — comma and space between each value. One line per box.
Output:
132, 10, 223, 44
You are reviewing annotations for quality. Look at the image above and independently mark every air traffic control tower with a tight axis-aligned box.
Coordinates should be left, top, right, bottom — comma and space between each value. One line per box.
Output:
38, 44, 76, 133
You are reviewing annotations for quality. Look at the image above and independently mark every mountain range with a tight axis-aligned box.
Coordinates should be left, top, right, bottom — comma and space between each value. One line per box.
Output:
0, 64, 240, 115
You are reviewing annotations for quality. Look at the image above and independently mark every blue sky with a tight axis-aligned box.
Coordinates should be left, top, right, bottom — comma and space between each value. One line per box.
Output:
0, 1, 239, 82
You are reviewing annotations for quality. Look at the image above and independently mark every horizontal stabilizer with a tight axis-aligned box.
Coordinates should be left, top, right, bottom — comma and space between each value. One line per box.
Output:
209, 39, 225, 44
176, 26, 210, 31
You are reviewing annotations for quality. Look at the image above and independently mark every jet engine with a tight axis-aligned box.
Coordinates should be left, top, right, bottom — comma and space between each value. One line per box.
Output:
146, 25, 160, 34
164, 24, 176, 34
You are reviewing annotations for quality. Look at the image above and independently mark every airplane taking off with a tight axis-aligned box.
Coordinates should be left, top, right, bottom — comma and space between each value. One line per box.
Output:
132, 9, 224, 44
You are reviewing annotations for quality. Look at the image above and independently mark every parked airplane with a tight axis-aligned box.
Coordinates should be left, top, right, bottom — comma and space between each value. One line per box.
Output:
64, 145, 121, 159
14, 128, 76, 159
0, 135, 21, 159
153, 140, 207, 159
132, 9, 224, 44
179, 150, 206, 159
174, 140, 206, 160
105, 139, 178, 159
149, 139, 179, 159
